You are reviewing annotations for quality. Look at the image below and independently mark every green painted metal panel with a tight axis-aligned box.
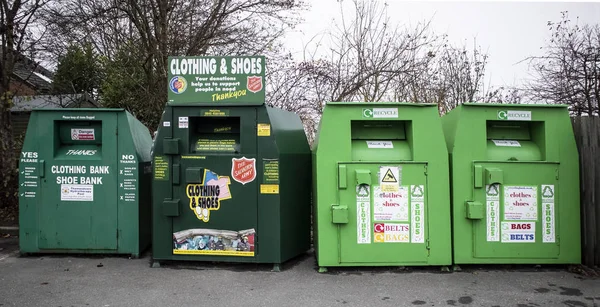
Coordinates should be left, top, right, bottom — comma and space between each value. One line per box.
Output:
443, 104, 580, 264
167, 56, 265, 105
152, 104, 311, 265
313, 103, 452, 267
19, 109, 153, 257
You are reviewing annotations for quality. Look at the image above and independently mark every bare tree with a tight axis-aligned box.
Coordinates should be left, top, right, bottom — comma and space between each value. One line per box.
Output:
41, 0, 305, 128
526, 11, 600, 116
0, 0, 48, 207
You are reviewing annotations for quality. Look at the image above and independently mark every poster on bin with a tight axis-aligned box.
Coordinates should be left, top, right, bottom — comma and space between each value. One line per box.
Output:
168, 56, 265, 105
173, 228, 255, 256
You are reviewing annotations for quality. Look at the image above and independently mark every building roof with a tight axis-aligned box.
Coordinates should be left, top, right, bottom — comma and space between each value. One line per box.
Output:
10, 94, 98, 112
11, 55, 54, 93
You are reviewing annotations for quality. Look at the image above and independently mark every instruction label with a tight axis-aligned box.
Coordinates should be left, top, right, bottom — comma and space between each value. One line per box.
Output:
196, 139, 236, 152
504, 186, 538, 221
153, 156, 169, 180
366, 141, 393, 149
410, 185, 425, 243
374, 223, 410, 243
379, 166, 400, 192
542, 184, 556, 243
71, 129, 95, 141
19, 152, 39, 199
260, 184, 279, 194
178, 116, 189, 128
356, 184, 371, 244
373, 185, 408, 221
257, 123, 270, 136
492, 140, 521, 147
262, 159, 279, 183
486, 184, 500, 242
61, 184, 93, 201
501, 222, 536, 243
202, 109, 230, 116
119, 154, 138, 203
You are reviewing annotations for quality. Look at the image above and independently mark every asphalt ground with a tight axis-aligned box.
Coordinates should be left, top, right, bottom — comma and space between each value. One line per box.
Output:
0, 237, 598, 307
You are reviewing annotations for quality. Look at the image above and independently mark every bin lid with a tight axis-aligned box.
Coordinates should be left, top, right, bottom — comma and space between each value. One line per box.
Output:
461, 103, 567, 108
326, 102, 437, 107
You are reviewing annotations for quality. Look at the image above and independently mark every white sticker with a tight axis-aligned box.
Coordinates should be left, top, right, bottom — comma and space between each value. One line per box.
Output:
374, 223, 410, 243
501, 222, 536, 243
163, 121, 171, 127
379, 166, 400, 192
542, 184, 555, 243
366, 141, 394, 149
492, 140, 521, 147
504, 186, 538, 221
71, 129, 95, 141
363, 108, 398, 118
486, 184, 500, 242
374, 186, 408, 221
61, 184, 93, 201
178, 116, 189, 128
356, 184, 371, 244
410, 185, 425, 243
498, 110, 532, 121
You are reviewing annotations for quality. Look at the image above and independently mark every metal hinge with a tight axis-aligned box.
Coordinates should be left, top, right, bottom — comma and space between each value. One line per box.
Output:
426, 239, 430, 250
555, 169, 559, 180
424, 165, 428, 176
116, 230, 119, 240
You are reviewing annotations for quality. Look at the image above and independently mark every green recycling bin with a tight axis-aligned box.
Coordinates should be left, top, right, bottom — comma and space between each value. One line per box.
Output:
151, 56, 311, 269
19, 109, 153, 257
442, 104, 580, 264
313, 102, 452, 271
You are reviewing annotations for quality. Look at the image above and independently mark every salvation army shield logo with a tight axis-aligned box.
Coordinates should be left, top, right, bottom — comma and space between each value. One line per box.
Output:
247, 76, 263, 93
231, 157, 256, 185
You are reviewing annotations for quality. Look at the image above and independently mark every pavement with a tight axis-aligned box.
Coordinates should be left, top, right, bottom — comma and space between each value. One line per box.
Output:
0, 236, 598, 307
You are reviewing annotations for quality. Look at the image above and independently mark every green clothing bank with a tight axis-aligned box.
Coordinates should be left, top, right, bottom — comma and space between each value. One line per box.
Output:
443, 104, 581, 264
19, 109, 153, 257
151, 56, 312, 270
312, 102, 452, 271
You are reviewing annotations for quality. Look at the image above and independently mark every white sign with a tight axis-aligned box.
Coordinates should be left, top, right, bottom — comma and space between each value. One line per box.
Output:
501, 222, 536, 243
542, 184, 556, 243
363, 108, 398, 118
163, 121, 171, 127
410, 185, 425, 243
504, 186, 538, 221
178, 116, 189, 128
498, 110, 532, 121
366, 141, 394, 149
486, 184, 500, 242
374, 186, 408, 221
492, 140, 521, 147
61, 184, 93, 201
71, 128, 95, 141
374, 223, 410, 243
379, 166, 400, 192
356, 184, 371, 244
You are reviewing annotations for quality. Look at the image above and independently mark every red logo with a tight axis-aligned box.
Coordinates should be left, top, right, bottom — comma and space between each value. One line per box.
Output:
247, 76, 263, 93
231, 157, 256, 185
374, 223, 385, 233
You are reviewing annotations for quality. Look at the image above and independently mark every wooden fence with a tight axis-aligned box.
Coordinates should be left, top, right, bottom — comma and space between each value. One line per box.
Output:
572, 116, 600, 267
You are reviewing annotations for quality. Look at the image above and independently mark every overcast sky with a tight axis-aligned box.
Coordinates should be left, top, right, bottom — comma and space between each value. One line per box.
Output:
286, 0, 600, 88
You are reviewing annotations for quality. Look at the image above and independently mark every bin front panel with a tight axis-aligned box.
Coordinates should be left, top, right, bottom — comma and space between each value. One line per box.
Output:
471, 162, 560, 259
169, 107, 259, 258
337, 162, 428, 264
38, 113, 118, 250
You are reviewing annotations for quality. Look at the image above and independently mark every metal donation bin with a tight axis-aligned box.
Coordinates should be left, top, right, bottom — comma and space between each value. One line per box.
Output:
313, 102, 452, 271
152, 55, 311, 269
19, 109, 153, 257
442, 104, 580, 264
